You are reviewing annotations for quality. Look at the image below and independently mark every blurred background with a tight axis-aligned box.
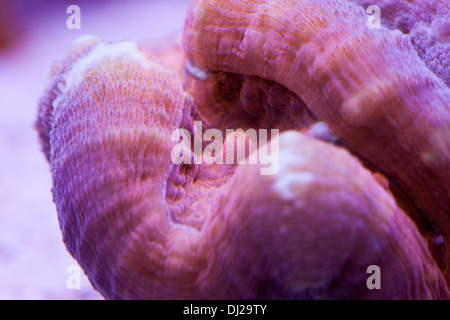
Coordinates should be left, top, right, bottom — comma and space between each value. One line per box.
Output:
0, 0, 190, 299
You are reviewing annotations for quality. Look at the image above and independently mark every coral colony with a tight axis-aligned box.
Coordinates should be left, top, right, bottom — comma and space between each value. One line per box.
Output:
36, 0, 449, 299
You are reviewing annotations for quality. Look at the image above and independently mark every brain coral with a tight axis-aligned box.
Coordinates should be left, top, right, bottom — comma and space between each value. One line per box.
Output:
36, 0, 450, 299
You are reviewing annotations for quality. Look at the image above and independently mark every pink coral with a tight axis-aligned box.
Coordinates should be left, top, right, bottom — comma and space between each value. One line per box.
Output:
36, 0, 450, 299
